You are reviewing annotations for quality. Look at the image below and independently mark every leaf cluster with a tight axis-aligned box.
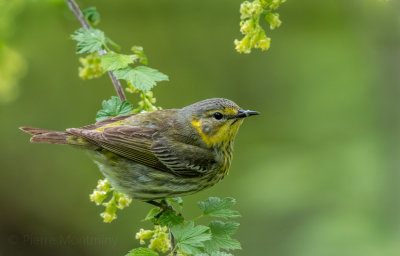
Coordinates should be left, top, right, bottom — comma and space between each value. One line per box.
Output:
70, 7, 168, 121
136, 197, 241, 256
71, 7, 168, 94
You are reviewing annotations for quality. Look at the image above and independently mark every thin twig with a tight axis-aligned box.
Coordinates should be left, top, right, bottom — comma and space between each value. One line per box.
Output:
169, 228, 177, 256
108, 71, 126, 101
64, 0, 127, 101
65, 0, 89, 29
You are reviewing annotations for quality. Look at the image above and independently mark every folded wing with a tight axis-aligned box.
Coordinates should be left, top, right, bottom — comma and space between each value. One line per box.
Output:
67, 123, 217, 177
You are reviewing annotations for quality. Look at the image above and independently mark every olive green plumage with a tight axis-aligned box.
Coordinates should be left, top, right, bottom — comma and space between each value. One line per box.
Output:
20, 98, 259, 200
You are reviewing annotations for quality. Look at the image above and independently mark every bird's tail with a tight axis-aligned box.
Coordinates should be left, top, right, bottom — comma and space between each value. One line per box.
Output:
19, 127, 70, 145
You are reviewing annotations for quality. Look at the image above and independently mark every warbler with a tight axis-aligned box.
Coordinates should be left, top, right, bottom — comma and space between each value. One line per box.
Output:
20, 98, 259, 202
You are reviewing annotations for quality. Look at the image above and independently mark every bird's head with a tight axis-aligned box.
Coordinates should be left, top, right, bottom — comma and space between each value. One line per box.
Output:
181, 98, 259, 148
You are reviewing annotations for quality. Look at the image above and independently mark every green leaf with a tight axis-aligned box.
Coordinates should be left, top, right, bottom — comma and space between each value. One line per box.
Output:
203, 221, 241, 253
197, 197, 241, 219
167, 197, 183, 206
171, 221, 211, 255
113, 66, 168, 92
167, 197, 184, 212
96, 96, 133, 121
125, 247, 158, 256
100, 52, 133, 71
71, 28, 106, 54
144, 207, 159, 222
209, 221, 239, 237
83, 7, 100, 26
156, 210, 184, 227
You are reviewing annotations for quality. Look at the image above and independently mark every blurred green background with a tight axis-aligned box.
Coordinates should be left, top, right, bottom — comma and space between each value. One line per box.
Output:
1, 0, 400, 255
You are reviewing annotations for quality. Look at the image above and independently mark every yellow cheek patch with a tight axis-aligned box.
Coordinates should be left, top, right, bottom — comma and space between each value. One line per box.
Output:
192, 119, 242, 147
192, 120, 213, 147
95, 121, 125, 131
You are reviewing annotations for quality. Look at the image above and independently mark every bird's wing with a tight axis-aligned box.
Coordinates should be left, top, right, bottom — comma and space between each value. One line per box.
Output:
68, 124, 217, 177
151, 136, 217, 177
67, 125, 171, 173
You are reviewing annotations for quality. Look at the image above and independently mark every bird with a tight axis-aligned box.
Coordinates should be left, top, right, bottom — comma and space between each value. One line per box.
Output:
20, 98, 259, 204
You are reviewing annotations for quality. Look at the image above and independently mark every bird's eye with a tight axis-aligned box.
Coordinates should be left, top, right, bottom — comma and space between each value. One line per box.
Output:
213, 112, 223, 120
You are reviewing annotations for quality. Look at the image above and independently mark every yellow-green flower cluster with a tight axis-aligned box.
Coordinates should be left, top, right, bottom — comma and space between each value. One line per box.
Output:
78, 52, 104, 79
129, 89, 162, 113
135, 226, 171, 253
135, 228, 154, 245
126, 82, 161, 113
89, 179, 132, 223
117, 194, 132, 209
235, 0, 285, 54
264, 11, 282, 29
89, 179, 110, 205
149, 226, 170, 253
131, 46, 148, 65
100, 198, 118, 223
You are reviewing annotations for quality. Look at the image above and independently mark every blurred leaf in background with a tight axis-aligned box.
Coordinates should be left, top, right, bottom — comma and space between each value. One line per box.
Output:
0, 43, 26, 103
0, 0, 27, 104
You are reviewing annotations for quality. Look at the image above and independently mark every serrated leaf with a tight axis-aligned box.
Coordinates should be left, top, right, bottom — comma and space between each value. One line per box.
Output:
96, 96, 133, 121
83, 7, 100, 26
171, 221, 211, 255
125, 247, 158, 256
208, 221, 239, 237
155, 210, 184, 227
197, 197, 241, 219
113, 66, 168, 92
71, 28, 106, 54
100, 52, 133, 71
204, 221, 241, 253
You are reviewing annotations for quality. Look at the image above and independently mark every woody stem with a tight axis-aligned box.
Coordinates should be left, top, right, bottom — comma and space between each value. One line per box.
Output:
64, 0, 126, 101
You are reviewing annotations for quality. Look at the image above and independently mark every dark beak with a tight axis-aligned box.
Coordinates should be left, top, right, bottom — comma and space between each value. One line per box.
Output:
237, 109, 260, 118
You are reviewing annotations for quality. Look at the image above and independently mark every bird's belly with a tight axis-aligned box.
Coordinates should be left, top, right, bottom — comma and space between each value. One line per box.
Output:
88, 151, 224, 200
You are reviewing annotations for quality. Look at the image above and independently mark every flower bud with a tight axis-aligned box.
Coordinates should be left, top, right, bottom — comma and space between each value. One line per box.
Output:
117, 195, 132, 209
265, 12, 282, 29
89, 190, 108, 205
100, 211, 116, 223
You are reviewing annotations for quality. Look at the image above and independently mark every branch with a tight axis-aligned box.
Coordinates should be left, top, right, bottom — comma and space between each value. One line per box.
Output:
65, 0, 126, 101
169, 228, 177, 256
